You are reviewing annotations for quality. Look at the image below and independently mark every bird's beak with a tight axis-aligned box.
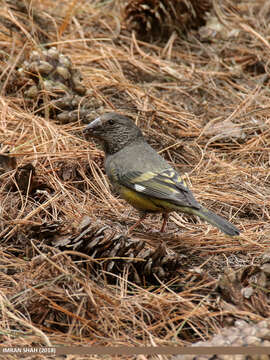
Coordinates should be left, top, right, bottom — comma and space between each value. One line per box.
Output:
83, 117, 102, 135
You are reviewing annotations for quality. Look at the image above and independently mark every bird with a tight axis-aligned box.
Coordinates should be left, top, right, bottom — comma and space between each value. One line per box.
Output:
84, 112, 240, 236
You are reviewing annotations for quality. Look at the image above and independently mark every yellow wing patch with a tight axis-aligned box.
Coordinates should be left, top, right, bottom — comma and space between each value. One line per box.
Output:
162, 169, 188, 187
132, 169, 187, 188
132, 172, 156, 183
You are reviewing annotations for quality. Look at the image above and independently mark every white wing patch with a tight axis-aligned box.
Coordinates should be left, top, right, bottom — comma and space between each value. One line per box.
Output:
134, 184, 146, 192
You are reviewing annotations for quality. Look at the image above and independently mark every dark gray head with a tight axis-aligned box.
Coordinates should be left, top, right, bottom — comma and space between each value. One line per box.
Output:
84, 112, 143, 155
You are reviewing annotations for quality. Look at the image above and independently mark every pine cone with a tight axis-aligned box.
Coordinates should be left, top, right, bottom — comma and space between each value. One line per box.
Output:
124, 0, 212, 41
217, 262, 270, 318
43, 218, 185, 284
174, 319, 270, 360
18, 48, 103, 123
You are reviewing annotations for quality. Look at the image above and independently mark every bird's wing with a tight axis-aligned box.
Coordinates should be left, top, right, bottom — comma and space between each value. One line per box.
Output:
118, 168, 200, 209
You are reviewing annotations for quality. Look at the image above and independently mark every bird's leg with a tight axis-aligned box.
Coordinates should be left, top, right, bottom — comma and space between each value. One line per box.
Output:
128, 212, 147, 233
160, 213, 169, 232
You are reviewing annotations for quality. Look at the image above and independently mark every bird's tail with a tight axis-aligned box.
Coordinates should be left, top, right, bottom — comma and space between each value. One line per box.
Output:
191, 206, 240, 236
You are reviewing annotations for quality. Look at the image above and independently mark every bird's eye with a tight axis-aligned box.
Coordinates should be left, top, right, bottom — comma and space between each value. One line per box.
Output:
108, 119, 114, 125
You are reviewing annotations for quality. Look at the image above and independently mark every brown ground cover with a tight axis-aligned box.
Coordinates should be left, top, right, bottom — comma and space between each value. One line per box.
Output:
0, 0, 269, 358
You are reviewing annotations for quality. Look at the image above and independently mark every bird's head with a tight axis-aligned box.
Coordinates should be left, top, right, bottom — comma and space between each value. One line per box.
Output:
84, 112, 143, 154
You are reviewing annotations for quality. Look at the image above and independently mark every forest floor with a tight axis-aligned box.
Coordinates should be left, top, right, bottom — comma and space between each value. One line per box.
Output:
0, 0, 269, 359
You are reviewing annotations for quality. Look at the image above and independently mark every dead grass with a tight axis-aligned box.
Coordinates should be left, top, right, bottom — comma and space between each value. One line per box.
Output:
0, 0, 270, 357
